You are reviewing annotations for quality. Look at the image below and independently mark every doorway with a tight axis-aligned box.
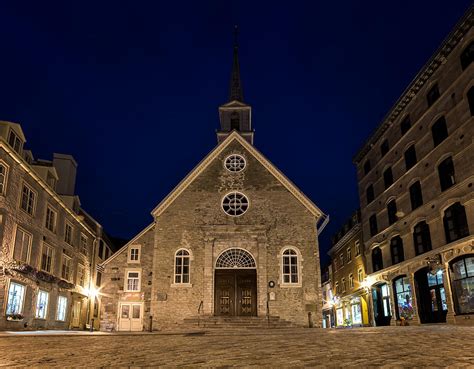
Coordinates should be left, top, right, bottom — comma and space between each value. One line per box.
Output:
214, 269, 257, 317
71, 300, 81, 328
118, 302, 143, 331
371, 283, 391, 326
414, 268, 448, 323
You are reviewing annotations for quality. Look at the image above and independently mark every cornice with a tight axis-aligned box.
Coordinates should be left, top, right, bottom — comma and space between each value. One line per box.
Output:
353, 6, 473, 164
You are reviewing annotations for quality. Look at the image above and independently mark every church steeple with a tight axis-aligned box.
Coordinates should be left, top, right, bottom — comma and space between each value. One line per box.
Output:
217, 26, 254, 145
229, 26, 243, 102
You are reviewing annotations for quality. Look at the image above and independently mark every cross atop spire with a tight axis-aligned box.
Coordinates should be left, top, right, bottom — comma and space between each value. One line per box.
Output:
229, 25, 243, 102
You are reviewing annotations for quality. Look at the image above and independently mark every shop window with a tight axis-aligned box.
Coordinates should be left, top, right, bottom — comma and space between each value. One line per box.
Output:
443, 202, 470, 244
449, 255, 474, 314
369, 214, 378, 237
351, 301, 362, 324
387, 199, 398, 225
431, 117, 448, 147
409, 181, 423, 210
380, 139, 389, 157
383, 167, 393, 189
404, 145, 417, 171
390, 236, 404, 265
56, 296, 68, 321
366, 184, 374, 204
175, 249, 191, 284
468, 86, 474, 116
400, 115, 411, 135
372, 247, 383, 272
460, 41, 474, 70
364, 160, 371, 175
35, 290, 49, 319
427, 84, 440, 107
6, 282, 26, 316
438, 156, 455, 191
393, 276, 414, 320
413, 221, 432, 255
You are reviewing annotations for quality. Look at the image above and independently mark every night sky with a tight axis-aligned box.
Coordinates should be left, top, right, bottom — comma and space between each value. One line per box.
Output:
0, 1, 471, 264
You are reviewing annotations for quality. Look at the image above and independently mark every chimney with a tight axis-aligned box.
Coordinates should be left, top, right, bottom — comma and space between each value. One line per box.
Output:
53, 153, 78, 196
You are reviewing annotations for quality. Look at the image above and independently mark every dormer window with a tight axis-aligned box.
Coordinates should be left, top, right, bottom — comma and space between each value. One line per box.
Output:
8, 129, 22, 154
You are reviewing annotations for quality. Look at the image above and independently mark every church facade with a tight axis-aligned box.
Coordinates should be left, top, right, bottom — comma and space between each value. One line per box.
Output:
99, 43, 327, 331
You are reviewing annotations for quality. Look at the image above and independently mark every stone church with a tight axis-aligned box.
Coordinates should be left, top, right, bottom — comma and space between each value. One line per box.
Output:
99, 41, 328, 331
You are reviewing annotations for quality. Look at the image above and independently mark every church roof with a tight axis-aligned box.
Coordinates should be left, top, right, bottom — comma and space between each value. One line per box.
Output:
151, 131, 326, 219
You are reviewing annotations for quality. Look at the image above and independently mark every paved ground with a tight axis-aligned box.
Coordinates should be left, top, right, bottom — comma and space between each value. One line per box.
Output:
0, 325, 473, 367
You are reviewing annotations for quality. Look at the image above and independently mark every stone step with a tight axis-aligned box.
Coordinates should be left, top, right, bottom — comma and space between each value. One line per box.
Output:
181, 315, 299, 329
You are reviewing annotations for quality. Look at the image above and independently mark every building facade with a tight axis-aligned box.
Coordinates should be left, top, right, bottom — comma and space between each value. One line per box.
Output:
353, 10, 474, 326
0, 121, 106, 330
99, 42, 328, 331
328, 211, 369, 327
321, 264, 334, 328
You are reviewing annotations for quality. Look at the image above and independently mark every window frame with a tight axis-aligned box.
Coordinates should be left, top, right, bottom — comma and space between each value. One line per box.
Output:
390, 236, 405, 265
35, 289, 49, 320
174, 249, 191, 285
431, 116, 448, 147
346, 247, 352, 263
380, 139, 389, 157
443, 202, 470, 244
349, 274, 354, 289
358, 268, 363, 283
128, 245, 141, 264
372, 247, 383, 272
19, 182, 36, 216
409, 181, 423, 210
124, 269, 142, 292
6, 281, 26, 316
45, 205, 57, 233
8, 129, 23, 154
61, 254, 73, 282
40, 243, 54, 274
280, 247, 301, 287
355, 240, 360, 257
438, 156, 456, 192
413, 221, 432, 256
449, 255, 474, 315
387, 199, 398, 225
404, 145, 417, 171
77, 263, 86, 287
427, 83, 440, 107
13, 225, 32, 264
383, 167, 394, 190
64, 221, 74, 246
80, 233, 88, 255
56, 296, 68, 322
0, 160, 9, 196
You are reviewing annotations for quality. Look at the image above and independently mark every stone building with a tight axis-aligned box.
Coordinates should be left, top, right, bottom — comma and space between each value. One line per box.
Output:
353, 9, 474, 326
328, 210, 369, 327
0, 121, 109, 330
99, 42, 328, 331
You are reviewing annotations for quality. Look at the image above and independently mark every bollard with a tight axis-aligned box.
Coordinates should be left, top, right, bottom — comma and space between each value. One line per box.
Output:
90, 319, 94, 332
308, 312, 314, 328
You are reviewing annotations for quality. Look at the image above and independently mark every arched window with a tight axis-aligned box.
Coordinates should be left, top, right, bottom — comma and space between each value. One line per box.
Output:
393, 276, 413, 320
372, 247, 383, 272
380, 139, 389, 157
390, 236, 404, 265
400, 115, 411, 135
438, 156, 455, 191
387, 199, 398, 225
282, 249, 299, 284
444, 202, 470, 244
449, 255, 474, 314
460, 41, 474, 70
369, 214, 378, 237
431, 116, 448, 147
366, 184, 374, 204
174, 249, 190, 284
468, 86, 474, 116
363, 160, 371, 175
404, 145, 417, 171
383, 167, 393, 189
230, 112, 240, 131
409, 181, 423, 210
413, 221, 432, 255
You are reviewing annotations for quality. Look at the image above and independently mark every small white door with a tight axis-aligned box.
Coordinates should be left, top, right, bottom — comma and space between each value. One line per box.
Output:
118, 302, 143, 331
71, 301, 81, 328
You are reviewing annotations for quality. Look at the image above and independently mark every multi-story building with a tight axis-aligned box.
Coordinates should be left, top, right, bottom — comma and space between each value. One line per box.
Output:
321, 264, 334, 328
328, 210, 369, 327
0, 120, 107, 330
353, 9, 473, 326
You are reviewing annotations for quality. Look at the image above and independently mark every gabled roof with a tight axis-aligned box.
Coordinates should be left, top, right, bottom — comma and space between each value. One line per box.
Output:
152, 131, 325, 219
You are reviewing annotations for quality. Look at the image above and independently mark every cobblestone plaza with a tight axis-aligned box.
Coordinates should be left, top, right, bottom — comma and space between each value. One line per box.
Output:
0, 326, 473, 367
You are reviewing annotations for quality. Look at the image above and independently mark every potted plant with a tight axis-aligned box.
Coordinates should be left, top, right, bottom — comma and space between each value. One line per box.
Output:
6, 313, 24, 321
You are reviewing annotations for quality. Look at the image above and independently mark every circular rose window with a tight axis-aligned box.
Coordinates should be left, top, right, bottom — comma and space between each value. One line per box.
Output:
224, 154, 246, 172
222, 191, 249, 216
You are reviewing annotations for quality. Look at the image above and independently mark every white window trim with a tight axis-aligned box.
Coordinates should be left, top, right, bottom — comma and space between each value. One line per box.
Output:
40, 242, 54, 274
61, 254, 73, 282
12, 224, 32, 264
127, 245, 141, 264
56, 296, 68, 322
19, 181, 37, 216
279, 246, 303, 288
45, 205, 58, 233
124, 269, 142, 292
6, 280, 26, 316
172, 248, 193, 287
35, 289, 49, 320
0, 160, 10, 196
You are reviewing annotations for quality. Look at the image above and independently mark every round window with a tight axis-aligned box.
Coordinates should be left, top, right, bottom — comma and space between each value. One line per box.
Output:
221, 191, 249, 216
224, 154, 246, 172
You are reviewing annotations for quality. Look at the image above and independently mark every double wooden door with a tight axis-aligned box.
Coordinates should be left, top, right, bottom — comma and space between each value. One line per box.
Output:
215, 270, 257, 316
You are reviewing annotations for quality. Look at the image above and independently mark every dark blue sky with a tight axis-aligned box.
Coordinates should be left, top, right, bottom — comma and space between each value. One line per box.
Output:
1, 1, 471, 262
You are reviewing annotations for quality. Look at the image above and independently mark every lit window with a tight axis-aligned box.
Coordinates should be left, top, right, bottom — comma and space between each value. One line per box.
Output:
450, 256, 474, 314
174, 250, 190, 284
61, 255, 72, 281
35, 290, 49, 319
41, 244, 54, 273
64, 222, 74, 245
126, 270, 141, 291
56, 296, 68, 321
0, 162, 8, 195
349, 274, 354, 288
222, 191, 249, 216
6, 282, 25, 315
13, 227, 32, 263
282, 249, 299, 284
393, 276, 413, 320
20, 184, 36, 215
224, 154, 246, 172
358, 268, 363, 282
45, 206, 57, 233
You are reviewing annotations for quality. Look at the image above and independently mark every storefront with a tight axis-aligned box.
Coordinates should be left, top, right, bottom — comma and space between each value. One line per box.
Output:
334, 294, 369, 327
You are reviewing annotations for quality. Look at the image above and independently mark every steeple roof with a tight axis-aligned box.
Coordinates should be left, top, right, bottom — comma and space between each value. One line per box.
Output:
229, 25, 243, 102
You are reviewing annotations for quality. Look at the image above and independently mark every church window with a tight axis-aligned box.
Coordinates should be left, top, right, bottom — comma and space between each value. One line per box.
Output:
174, 249, 190, 284
282, 249, 299, 285
222, 191, 249, 216
224, 154, 246, 172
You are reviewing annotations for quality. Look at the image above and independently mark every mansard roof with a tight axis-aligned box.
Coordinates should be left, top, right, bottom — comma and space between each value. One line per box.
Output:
151, 131, 325, 219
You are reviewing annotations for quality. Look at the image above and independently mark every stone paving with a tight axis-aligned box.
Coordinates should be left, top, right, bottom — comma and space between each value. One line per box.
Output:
0, 325, 473, 367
